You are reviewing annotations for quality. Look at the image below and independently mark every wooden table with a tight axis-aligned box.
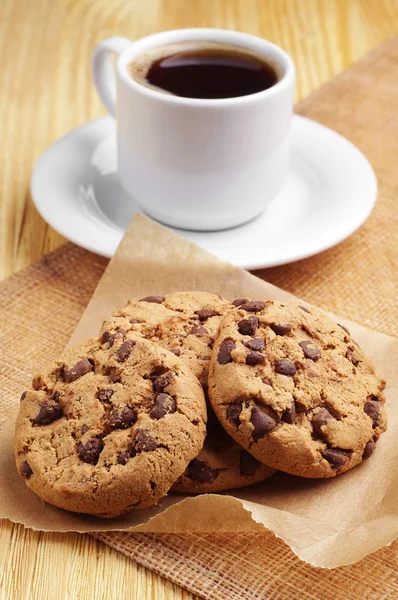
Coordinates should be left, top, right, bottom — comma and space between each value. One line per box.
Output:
1, 1, 398, 598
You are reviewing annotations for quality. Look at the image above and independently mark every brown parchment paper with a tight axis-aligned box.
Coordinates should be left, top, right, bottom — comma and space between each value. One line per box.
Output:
1, 214, 398, 568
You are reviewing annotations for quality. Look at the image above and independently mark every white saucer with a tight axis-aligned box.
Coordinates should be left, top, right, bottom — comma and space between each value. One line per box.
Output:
31, 115, 377, 269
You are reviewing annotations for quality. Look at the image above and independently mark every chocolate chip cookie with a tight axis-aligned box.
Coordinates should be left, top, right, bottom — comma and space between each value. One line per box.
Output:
100, 291, 233, 387
172, 405, 275, 494
15, 334, 207, 516
209, 300, 387, 478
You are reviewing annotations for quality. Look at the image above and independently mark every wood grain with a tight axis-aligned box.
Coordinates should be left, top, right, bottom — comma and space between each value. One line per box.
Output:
1, 1, 398, 598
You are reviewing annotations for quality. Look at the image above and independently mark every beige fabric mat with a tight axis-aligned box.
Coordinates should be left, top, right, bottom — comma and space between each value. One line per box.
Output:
2, 35, 398, 599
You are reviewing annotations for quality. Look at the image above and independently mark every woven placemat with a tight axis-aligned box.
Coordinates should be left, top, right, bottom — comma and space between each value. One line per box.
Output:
2, 35, 398, 599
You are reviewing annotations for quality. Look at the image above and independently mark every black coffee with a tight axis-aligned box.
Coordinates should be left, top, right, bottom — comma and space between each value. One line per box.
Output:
145, 47, 279, 99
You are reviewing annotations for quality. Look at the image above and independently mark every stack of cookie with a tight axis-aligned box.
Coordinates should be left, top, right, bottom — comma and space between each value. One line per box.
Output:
15, 292, 387, 517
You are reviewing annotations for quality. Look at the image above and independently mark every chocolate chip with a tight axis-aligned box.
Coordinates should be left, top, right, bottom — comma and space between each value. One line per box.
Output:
251, 406, 276, 440
134, 428, 158, 452
121, 408, 137, 427
186, 459, 218, 483
217, 339, 235, 364
299, 341, 321, 361
282, 401, 296, 424
338, 323, 350, 334
362, 440, 376, 460
322, 448, 348, 469
239, 451, 260, 476
63, 358, 93, 383
239, 301, 265, 312
115, 339, 135, 362
150, 393, 176, 419
78, 437, 104, 465
109, 374, 121, 384
101, 331, 113, 345
81, 424, 89, 435
153, 370, 174, 391
101, 329, 127, 347
139, 295, 165, 303
238, 316, 258, 336
21, 461, 33, 479
196, 308, 218, 321
32, 397, 63, 426
364, 399, 382, 428
232, 298, 249, 307
97, 388, 114, 402
20, 391, 27, 402
117, 451, 130, 465
170, 348, 181, 356
244, 337, 265, 351
262, 378, 272, 386
299, 305, 311, 314
148, 366, 166, 380
189, 324, 209, 335
274, 359, 296, 376
270, 323, 291, 336
226, 402, 242, 427
109, 406, 137, 429
312, 408, 334, 435
246, 352, 264, 366
346, 347, 359, 367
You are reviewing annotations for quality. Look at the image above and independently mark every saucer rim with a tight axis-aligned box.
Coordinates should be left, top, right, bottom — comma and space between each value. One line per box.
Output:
30, 114, 377, 270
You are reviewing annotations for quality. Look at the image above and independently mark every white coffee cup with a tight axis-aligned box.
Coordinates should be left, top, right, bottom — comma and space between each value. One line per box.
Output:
92, 29, 295, 231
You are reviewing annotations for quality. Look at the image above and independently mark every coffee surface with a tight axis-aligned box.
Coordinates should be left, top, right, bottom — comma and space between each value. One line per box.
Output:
129, 42, 279, 99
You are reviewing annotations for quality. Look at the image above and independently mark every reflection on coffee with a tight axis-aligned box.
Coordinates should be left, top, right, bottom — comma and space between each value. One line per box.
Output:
128, 42, 280, 99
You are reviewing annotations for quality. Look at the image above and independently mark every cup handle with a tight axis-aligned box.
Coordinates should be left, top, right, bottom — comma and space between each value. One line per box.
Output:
91, 36, 133, 117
